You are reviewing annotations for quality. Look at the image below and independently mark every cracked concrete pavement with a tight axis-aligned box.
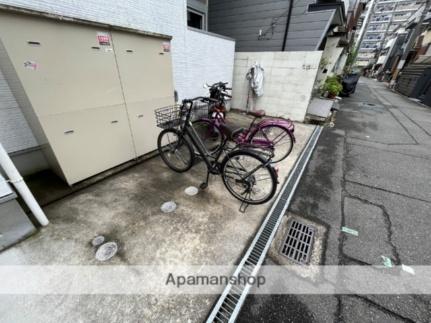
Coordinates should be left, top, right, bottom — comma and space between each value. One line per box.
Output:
238, 78, 431, 322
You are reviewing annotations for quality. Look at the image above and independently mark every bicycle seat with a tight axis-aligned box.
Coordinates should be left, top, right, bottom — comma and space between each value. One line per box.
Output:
247, 109, 265, 118
220, 123, 245, 140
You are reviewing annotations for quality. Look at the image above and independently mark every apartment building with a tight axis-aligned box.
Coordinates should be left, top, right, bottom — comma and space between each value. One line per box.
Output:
356, 0, 423, 66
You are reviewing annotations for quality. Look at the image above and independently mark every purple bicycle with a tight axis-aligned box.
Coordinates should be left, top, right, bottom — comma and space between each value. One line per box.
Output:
193, 82, 296, 163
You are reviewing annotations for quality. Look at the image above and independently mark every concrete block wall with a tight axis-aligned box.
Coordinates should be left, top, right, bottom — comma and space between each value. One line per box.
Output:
232, 51, 323, 122
0, 1, 234, 169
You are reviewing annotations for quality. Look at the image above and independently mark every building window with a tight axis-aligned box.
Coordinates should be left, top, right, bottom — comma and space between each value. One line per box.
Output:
187, 8, 205, 30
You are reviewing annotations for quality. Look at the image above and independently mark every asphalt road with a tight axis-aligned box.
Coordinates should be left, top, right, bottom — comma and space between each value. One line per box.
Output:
237, 78, 431, 322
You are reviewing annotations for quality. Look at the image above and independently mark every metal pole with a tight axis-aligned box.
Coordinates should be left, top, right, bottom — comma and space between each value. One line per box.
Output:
355, 0, 376, 52
0, 143, 49, 226
282, 0, 294, 51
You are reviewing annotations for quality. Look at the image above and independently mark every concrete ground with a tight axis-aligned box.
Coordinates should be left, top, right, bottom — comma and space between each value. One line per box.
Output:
0, 112, 314, 322
238, 78, 431, 322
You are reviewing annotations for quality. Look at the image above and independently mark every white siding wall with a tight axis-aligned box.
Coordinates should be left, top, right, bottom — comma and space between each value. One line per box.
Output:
0, 0, 235, 153
232, 51, 323, 122
0, 69, 38, 152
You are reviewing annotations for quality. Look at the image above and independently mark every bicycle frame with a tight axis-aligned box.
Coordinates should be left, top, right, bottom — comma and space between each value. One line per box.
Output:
205, 82, 296, 147
178, 100, 227, 175
202, 108, 296, 147
179, 100, 273, 179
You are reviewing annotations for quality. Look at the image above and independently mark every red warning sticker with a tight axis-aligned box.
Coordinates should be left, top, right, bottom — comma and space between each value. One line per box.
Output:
97, 32, 111, 46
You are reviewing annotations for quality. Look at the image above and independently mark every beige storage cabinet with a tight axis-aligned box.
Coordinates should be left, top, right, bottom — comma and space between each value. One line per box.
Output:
111, 31, 174, 156
0, 9, 174, 185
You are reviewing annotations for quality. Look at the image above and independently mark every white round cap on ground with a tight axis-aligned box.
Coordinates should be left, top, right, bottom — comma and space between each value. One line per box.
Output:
91, 235, 105, 247
160, 201, 177, 213
184, 186, 199, 196
95, 241, 118, 261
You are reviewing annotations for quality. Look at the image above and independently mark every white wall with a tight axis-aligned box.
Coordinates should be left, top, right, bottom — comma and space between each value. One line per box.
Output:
315, 36, 344, 88
0, 0, 234, 154
0, 69, 38, 153
232, 51, 323, 122
184, 29, 235, 98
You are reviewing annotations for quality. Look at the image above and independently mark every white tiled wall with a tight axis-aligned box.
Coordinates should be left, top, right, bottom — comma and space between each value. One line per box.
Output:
232, 51, 322, 122
0, 0, 235, 153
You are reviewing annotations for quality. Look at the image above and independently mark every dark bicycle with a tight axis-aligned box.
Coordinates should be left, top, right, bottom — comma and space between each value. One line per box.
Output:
155, 97, 278, 205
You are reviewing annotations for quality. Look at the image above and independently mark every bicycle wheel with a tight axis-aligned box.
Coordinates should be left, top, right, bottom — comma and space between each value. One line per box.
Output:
192, 119, 224, 155
248, 125, 294, 163
221, 149, 277, 205
157, 128, 194, 172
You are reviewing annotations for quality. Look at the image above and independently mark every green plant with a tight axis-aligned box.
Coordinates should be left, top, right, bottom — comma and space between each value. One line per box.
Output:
344, 49, 358, 74
322, 75, 343, 97
319, 57, 330, 70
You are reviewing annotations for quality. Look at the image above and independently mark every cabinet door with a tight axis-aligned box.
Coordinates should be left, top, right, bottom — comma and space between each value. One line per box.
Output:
0, 12, 124, 117
40, 105, 135, 185
110, 31, 175, 156
127, 97, 173, 156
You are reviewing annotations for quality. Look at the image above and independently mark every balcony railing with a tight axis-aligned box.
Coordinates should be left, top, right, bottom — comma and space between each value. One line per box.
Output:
369, 19, 390, 23
395, 5, 420, 12
363, 38, 382, 42
375, 5, 394, 13
392, 14, 411, 22
377, 0, 412, 3
367, 29, 386, 33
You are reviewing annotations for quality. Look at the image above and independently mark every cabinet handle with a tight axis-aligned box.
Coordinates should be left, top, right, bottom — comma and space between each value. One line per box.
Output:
111, 120, 119, 124
137, 114, 144, 118
28, 41, 41, 46
91, 46, 100, 50
64, 130, 74, 135
126, 49, 134, 53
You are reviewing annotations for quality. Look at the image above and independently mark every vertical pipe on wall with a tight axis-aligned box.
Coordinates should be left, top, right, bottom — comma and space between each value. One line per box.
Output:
0, 143, 49, 226
282, 0, 294, 51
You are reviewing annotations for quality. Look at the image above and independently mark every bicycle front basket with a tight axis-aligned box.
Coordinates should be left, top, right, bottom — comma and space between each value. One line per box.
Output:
154, 104, 184, 129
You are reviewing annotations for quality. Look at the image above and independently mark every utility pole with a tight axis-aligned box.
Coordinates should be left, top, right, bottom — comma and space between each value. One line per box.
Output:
355, 0, 376, 52
392, 0, 431, 81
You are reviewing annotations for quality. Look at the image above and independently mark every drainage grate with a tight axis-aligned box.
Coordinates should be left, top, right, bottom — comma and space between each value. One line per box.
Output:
280, 220, 315, 264
206, 126, 323, 323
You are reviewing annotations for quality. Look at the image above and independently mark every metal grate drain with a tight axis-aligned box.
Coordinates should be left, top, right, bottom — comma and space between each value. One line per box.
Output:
206, 126, 323, 323
280, 220, 315, 264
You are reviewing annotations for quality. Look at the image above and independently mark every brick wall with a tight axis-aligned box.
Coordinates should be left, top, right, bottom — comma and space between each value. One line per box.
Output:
0, 0, 234, 153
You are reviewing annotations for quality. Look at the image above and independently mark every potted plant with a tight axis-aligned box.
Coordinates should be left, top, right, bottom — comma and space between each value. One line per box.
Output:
322, 76, 343, 99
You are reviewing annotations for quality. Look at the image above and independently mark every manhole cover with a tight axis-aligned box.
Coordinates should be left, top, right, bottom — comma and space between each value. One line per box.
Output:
360, 102, 378, 107
95, 242, 118, 261
280, 220, 315, 264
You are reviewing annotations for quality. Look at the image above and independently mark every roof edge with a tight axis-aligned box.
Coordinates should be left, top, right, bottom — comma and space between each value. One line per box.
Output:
0, 4, 173, 40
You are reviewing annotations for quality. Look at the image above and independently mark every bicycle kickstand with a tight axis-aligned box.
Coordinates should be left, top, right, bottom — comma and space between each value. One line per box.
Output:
200, 171, 210, 190
239, 200, 249, 213
239, 191, 251, 213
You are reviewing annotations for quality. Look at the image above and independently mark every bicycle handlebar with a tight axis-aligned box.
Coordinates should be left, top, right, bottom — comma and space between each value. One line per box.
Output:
182, 96, 218, 104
